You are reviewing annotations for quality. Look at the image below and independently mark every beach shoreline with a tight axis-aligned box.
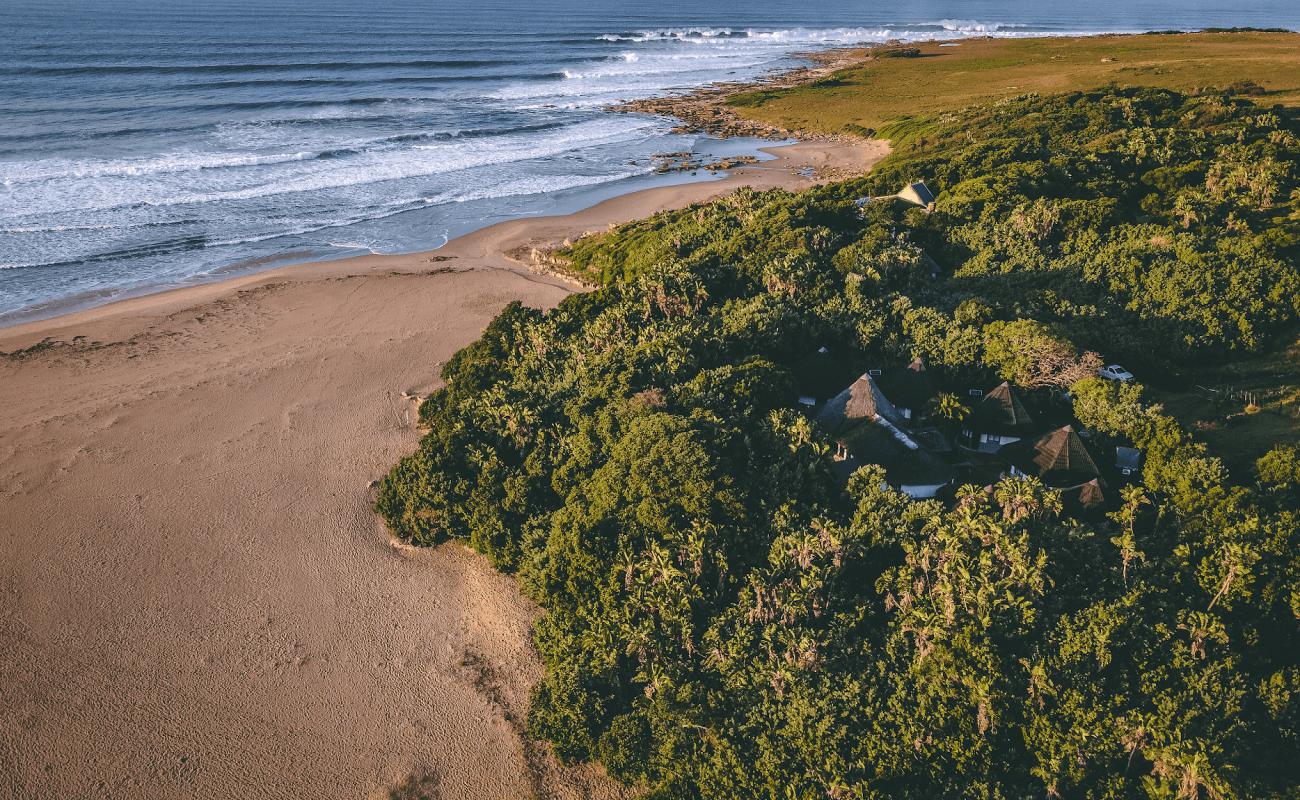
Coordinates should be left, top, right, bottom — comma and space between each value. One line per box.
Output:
0, 136, 886, 800
0, 139, 882, 349
0, 135, 791, 332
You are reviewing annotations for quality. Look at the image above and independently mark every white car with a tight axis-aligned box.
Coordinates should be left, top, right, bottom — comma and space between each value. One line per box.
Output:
1098, 364, 1135, 382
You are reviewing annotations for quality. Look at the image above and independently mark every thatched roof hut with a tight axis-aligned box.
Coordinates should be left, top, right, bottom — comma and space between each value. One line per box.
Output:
814, 372, 896, 434
1000, 424, 1102, 489
976, 382, 1035, 431
826, 419, 953, 497
963, 382, 1036, 452
1076, 478, 1107, 509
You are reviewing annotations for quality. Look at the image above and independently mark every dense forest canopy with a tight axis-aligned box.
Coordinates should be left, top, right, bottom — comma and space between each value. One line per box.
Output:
378, 88, 1300, 798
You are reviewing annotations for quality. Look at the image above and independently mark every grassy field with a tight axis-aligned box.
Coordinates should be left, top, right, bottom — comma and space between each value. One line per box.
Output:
728, 31, 1300, 135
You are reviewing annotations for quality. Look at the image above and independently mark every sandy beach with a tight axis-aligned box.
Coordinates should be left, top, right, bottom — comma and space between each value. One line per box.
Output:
0, 139, 887, 800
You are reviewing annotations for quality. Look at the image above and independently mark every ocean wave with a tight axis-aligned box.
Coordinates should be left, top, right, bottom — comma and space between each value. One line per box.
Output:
0, 116, 668, 218
4, 150, 320, 184
0, 122, 220, 146
937, 19, 1030, 33
380, 121, 569, 143
2, 219, 196, 235
178, 167, 646, 248
561, 58, 727, 82
0, 234, 213, 272
325, 241, 380, 253
3, 223, 120, 233
178, 72, 557, 91
3, 120, 582, 186
590, 23, 1100, 48
0, 57, 533, 78
597, 28, 749, 43
0, 166, 648, 273
210, 106, 467, 133
13, 95, 455, 118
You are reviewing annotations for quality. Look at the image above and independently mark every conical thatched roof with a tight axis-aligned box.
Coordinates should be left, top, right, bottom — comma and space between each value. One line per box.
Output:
815, 373, 891, 434
1077, 479, 1107, 509
1001, 425, 1102, 488
876, 356, 936, 412
1061, 478, 1109, 516
972, 382, 1035, 436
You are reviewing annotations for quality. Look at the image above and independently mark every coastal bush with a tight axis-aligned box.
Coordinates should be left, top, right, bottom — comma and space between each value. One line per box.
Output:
1257, 443, 1300, 488
378, 87, 1300, 798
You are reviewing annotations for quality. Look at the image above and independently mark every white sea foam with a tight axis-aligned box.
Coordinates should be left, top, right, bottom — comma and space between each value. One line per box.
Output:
597, 28, 739, 42
2, 223, 119, 233
194, 168, 645, 252
0, 113, 667, 283
1, 114, 666, 217
325, 240, 379, 252
938, 19, 1029, 33
2, 150, 320, 185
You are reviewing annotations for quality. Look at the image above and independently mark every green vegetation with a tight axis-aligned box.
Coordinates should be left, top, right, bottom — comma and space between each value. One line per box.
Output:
378, 86, 1300, 798
727, 32, 1300, 136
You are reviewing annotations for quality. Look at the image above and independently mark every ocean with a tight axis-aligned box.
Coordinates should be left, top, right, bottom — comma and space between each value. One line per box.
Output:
2, 0, 1297, 323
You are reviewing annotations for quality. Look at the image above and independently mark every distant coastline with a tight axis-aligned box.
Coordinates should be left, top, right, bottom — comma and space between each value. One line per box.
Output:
8, 12, 1117, 324
1, 24, 898, 331
13, 13, 1253, 325
620, 29, 1300, 141
12, 27, 1298, 333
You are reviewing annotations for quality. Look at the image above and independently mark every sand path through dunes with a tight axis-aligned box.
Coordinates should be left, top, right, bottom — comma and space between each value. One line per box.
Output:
0, 139, 887, 799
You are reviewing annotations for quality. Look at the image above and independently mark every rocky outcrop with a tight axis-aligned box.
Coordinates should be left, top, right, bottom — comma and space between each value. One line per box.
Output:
613, 46, 872, 141
651, 152, 761, 174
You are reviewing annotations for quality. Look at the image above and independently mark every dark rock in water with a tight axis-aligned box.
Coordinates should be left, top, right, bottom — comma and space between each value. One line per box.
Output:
651, 152, 761, 175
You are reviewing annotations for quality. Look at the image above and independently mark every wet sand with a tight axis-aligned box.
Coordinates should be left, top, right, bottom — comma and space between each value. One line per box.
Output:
0, 139, 887, 800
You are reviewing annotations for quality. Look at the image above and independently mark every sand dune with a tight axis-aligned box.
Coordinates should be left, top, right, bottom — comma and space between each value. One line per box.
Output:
0, 140, 886, 799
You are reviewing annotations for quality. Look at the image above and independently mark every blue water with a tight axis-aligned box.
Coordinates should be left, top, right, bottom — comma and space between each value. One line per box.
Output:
1, 0, 1297, 323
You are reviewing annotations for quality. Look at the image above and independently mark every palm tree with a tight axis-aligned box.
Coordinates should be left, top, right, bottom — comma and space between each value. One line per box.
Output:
1108, 486, 1151, 585
994, 477, 1060, 524
928, 392, 971, 433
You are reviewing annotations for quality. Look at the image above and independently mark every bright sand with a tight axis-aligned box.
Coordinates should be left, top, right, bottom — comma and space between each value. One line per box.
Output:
0, 139, 887, 799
